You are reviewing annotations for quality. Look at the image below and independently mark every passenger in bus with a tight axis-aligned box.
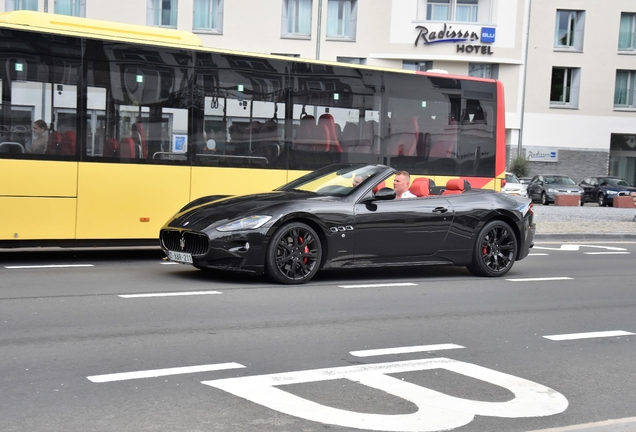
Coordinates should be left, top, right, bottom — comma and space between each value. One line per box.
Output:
30, 120, 49, 154
393, 171, 415, 199
202, 130, 217, 152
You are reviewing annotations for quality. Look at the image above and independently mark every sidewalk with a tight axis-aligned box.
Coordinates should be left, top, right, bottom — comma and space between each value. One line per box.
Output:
533, 203, 636, 241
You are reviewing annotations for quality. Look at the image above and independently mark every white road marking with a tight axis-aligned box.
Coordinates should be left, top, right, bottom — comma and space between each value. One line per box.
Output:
527, 416, 636, 431
529, 253, 549, 256
160, 261, 179, 265
118, 291, 222, 298
88, 362, 245, 383
5, 264, 94, 269
203, 357, 568, 431
340, 282, 418, 289
584, 252, 630, 255
350, 343, 465, 357
534, 245, 627, 251
544, 330, 634, 341
506, 277, 573, 282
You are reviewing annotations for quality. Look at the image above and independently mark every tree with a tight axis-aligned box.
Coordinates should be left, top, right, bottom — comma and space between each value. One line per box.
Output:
509, 155, 529, 177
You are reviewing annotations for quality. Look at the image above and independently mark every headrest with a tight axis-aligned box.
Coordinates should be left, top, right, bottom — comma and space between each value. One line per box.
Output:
372, 181, 386, 193
446, 178, 467, 191
409, 178, 430, 197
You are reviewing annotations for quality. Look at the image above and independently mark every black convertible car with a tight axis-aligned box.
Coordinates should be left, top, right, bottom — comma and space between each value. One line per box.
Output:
160, 164, 535, 284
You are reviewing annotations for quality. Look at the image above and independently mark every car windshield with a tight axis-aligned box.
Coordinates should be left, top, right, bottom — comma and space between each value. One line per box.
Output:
545, 176, 576, 185
505, 173, 520, 183
276, 164, 388, 196
603, 178, 629, 187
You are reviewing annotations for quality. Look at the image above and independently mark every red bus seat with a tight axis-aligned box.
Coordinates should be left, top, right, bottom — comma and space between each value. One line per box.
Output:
60, 130, 76, 155
119, 137, 136, 158
103, 138, 119, 157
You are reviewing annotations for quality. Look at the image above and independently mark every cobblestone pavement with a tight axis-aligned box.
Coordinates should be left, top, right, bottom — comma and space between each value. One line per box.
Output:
532, 203, 636, 239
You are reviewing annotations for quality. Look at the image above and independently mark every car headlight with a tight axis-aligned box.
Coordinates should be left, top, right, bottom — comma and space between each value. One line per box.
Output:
548, 188, 557, 194
607, 190, 618, 195
216, 215, 272, 232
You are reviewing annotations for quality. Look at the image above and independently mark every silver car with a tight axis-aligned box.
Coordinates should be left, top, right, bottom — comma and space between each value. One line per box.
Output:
527, 174, 584, 205
501, 172, 528, 197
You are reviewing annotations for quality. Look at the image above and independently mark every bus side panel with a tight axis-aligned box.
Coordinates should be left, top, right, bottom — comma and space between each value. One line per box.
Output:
190, 167, 289, 200
76, 163, 191, 239
0, 197, 77, 240
0, 160, 77, 197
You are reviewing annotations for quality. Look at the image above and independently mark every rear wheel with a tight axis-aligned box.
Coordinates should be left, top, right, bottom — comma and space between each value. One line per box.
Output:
467, 220, 518, 277
265, 222, 322, 284
541, 192, 550, 205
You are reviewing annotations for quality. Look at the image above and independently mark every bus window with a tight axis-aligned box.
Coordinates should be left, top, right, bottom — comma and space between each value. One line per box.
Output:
289, 63, 382, 170
84, 39, 192, 164
193, 52, 288, 169
0, 32, 80, 159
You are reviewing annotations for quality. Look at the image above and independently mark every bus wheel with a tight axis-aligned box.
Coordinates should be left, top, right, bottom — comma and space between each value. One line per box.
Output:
266, 222, 321, 284
467, 220, 517, 277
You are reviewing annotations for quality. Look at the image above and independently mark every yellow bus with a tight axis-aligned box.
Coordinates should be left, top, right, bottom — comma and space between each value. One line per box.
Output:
0, 11, 506, 248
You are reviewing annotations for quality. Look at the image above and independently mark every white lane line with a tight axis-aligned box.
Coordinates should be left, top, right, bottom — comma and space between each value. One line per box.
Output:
119, 291, 222, 298
506, 277, 573, 282
350, 343, 465, 357
584, 252, 630, 255
5, 264, 94, 269
529, 253, 549, 256
544, 330, 635, 341
340, 282, 418, 289
88, 362, 245, 383
160, 261, 180, 265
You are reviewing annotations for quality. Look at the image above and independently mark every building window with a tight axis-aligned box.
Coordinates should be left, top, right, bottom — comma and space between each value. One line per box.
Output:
148, 0, 178, 27
619, 13, 636, 51
5, 0, 38, 11
615, 70, 635, 108
193, 0, 223, 32
468, 63, 498, 78
337, 57, 366, 65
403, 60, 432, 72
282, 0, 312, 37
550, 67, 581, 107
554, 10, 585, 50
422, 0, 478, 22
326, 0, 357, 40
54, 0, 86, 16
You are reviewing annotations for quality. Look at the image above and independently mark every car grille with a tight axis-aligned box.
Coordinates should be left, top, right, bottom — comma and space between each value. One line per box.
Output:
161, 230, 209, 256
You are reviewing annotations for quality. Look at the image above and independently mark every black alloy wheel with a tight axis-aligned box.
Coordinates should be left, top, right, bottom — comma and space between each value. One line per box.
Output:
467, 220, 518, 277
265, 222, 322, 284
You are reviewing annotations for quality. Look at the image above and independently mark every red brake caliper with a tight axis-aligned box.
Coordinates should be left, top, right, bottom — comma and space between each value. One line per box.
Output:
299, 236, 309, 264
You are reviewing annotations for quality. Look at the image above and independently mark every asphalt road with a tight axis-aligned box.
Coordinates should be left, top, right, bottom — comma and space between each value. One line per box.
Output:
1, 243, 636, 432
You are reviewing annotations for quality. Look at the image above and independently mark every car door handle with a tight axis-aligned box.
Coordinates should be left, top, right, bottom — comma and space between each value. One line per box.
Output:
433, 207, 449, 213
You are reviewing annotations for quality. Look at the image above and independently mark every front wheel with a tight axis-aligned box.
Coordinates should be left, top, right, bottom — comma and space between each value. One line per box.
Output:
467, 220, 518, 277
597, 194, 606, 207
541, 192, 550, 205
265, 222, 322, 284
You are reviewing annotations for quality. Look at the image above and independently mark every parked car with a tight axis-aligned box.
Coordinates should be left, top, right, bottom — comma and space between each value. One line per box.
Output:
527, 174, 584, 205
502, 172, 528, 197
519, 177, 533, 185
160, 164, 535, 284
579, 176, 636, 206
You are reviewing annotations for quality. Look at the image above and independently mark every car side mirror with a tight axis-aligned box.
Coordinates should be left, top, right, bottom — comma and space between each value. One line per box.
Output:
374, 187, 397, 201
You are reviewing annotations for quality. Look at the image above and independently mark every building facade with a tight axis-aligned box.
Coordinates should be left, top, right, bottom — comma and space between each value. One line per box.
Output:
3, 0, 635, 184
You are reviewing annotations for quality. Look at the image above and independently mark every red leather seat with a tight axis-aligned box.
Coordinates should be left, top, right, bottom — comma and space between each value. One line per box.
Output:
45, 131, 62, 154
409, 177, 431, 197
372, 181, 386, 194
442, 178, 468, 195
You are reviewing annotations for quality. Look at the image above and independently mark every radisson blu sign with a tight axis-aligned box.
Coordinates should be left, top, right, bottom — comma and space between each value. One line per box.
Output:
414, 24, 496, 55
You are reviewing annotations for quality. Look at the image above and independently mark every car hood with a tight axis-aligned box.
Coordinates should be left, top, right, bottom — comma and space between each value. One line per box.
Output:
546, 183, 582, 190
166, 191, 336, 230
602, 185, 636, 192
